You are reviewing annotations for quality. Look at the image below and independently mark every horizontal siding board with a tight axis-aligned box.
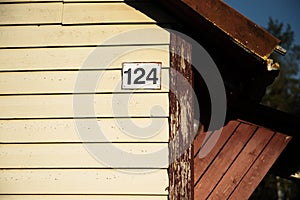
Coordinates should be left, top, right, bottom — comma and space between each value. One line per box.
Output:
0, 93, 169, 118
0, 0, 60, 2
0, 3, 63, 25
0, 1, 171, 198
0, 2, 171, 25
0, 118, 169, 143
0, 195, 168, 200
0, 25, 170, 48
63, 3, 155, 24
0, 69, 169, 94
0, 169, 168, 194
0, 143, 168, 168
64, 0, 132, 1
0, 0, 140, 2
0, 46, 169, 71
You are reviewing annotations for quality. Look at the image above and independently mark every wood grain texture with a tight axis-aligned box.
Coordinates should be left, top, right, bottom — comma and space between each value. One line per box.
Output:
169, 32, 193, 200
0, 69, 169, 94
0, 25, 169, 48
0, 118, 169, 143
0, 195, 168, 200
0, 143, 168, 168
194, 123, 257, 200
207, 127, 275, 199
193, 120, 240, 185
0, 169, 168, 194
229, 133, 292, 200
0, 46, 169, 71
0, 93, 169, 118
0, 3, 63, 25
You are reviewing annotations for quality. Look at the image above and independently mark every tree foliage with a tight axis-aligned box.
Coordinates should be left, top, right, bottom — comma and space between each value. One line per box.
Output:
261, 18, 300, 115
251, 18, 300, 200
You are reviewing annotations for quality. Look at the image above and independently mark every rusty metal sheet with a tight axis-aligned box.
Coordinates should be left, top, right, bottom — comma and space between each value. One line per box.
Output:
181, 0, 281, 60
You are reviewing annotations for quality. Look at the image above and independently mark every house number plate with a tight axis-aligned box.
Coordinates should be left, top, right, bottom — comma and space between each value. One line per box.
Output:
122, 62, 162, 89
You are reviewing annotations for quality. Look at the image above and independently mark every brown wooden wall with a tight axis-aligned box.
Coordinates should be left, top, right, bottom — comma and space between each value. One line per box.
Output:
193, 120, 291, 199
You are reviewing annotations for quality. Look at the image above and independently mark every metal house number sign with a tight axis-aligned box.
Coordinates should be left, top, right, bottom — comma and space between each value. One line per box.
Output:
122, 62, 162, 89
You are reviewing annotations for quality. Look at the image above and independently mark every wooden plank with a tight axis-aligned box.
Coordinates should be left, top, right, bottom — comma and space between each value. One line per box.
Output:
0, 0, 139, 1
207, 127, 275, 199
229, 133, 292, 200
194, 123, 257, 200
0, 0, 138, 3
0, 195, 168, 200
0, 0, 59, 3
64, 0, 130, 1
181, 0, 280, 59
0, 69, 169, 94
193, 125, 211, 156
0, 25, 169, 48
0, 169, 169, 194
169, 32, 194, 200
0, 93, 169, 118
0, 46, 169, 71
0, 143, 168, 168
0, 3, 63, 25
0, 0, 136, 3
0, 118, 169, 143
193, 120, 240, 185
63, 3, 155, 24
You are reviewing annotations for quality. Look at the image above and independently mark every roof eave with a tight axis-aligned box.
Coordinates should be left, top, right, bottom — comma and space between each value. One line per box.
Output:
155, 0, 282, 62
181, 0, 281, 61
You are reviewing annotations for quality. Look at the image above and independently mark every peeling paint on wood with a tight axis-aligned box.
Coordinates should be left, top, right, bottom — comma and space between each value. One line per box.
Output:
169, 32, 193, 200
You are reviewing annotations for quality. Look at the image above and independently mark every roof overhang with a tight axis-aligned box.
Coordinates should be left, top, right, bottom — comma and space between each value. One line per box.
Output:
151, 0, 285, 107
181, 0, 281, 60
156, 0, 282, 61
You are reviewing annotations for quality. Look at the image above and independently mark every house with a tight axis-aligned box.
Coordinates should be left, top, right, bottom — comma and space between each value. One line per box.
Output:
0, 0, 299, 199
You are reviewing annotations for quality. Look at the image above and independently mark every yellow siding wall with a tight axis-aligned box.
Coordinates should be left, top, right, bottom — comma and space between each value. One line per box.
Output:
0, 1, 171, 199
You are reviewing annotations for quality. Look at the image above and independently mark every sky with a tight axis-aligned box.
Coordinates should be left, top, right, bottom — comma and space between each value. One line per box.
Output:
224, 0, 300, 45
